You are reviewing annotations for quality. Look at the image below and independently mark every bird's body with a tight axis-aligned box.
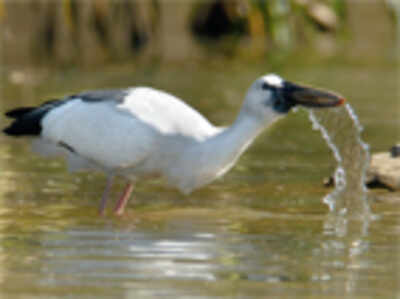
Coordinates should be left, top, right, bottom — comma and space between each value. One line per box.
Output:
4, 74, 344, 215
17, 87, 255, 194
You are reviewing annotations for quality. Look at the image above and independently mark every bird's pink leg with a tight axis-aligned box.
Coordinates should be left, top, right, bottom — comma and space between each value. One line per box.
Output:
113, 183, 134, 216
99, 176, 114, 215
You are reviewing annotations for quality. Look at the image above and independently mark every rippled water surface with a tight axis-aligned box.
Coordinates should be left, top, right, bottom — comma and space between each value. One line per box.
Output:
1, 43, 399, 299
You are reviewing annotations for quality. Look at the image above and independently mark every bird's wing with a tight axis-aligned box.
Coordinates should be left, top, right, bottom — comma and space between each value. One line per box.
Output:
64, 87, 216, 139
9, 86, 217, 172
40, 97, 158, 170
115, 87, 217, 140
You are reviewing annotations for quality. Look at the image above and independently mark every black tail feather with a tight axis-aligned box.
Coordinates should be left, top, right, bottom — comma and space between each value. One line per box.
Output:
3, 115, 43, 136
3, 99, 66, 137
5, 107, 36, 118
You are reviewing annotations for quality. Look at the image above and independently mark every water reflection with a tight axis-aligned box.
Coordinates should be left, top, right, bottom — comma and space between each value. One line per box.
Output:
0, 205, 398, 298
42, 230, 217, 282
39, 219, 294, 284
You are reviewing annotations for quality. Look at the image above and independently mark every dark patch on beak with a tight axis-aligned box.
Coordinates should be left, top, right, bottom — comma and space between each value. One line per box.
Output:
282, 81, 345, 108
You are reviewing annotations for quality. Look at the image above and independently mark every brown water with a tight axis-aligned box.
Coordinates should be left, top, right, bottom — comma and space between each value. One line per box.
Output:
0, 48, 399, 298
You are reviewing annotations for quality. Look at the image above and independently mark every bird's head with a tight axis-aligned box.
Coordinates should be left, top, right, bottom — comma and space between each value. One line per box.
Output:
242, 74, 345, 122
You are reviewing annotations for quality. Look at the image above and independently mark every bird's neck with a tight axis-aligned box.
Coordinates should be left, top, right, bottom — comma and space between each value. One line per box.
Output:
194, 113, 274, 179
215, 115, 266, 156
170, 112, 279, 194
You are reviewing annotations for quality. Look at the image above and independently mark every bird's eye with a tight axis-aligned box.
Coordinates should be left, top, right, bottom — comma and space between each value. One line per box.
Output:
261, 82, 270, 90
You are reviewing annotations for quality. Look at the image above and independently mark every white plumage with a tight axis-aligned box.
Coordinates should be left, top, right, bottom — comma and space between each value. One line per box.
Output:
4, 74, 344, 215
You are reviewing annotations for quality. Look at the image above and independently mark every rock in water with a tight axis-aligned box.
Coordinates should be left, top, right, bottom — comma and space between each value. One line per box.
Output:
367, 150, 400, 191
325, 144, 400, 191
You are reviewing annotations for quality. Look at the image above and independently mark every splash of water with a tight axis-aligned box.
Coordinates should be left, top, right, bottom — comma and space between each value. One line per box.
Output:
308, 103, 373, 226
308, 104, 377, 295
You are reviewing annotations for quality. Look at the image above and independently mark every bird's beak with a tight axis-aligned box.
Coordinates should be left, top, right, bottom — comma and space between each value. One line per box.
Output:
283, 82, 346, 108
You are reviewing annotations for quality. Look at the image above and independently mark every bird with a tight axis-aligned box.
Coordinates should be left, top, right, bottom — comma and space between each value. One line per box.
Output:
3, 74, 345, 216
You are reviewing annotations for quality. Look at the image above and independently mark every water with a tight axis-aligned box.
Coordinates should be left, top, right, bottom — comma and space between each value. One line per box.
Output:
307, 104, 380, 298
308, 103, 373, 237
309, 104, 370, 213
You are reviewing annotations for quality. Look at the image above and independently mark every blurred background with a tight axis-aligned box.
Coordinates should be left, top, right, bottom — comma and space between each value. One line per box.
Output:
1, 0, 398, 65
0, 1, 399, 298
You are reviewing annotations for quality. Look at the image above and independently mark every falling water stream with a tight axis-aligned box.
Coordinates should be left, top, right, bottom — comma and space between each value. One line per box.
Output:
308, 103, 374, 237
307, 104, 385, 297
